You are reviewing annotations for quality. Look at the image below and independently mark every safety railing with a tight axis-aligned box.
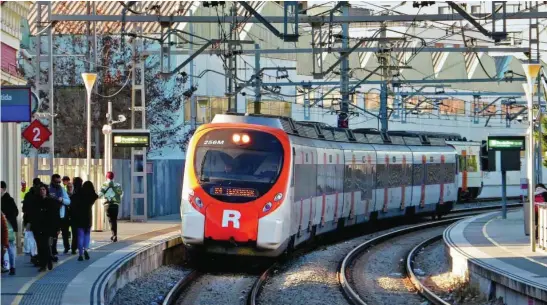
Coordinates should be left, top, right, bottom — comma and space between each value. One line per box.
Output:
537, 202, 547, 250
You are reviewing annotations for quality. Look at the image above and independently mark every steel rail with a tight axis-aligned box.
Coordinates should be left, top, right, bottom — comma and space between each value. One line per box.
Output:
339, 203, 523, 305
338, 217, 462, 305
247, 264, 278, 305
161, 270, 201, 305
406, 235, 450, 305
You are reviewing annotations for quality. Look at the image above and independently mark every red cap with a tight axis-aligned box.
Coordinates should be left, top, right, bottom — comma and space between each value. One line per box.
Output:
106, 171, 114, 180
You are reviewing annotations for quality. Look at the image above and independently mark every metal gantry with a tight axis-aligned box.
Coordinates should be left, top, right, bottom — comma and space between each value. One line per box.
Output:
130, 13, 148, 222
32, 1, 54, 180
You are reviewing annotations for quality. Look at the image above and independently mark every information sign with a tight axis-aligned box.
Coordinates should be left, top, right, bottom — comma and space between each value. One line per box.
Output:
487, 136, 525, 151
1, 86, 31, 122
112, 130, 150, 148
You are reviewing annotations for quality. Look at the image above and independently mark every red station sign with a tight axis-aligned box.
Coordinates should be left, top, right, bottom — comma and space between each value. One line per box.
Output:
22, 120, 51, 149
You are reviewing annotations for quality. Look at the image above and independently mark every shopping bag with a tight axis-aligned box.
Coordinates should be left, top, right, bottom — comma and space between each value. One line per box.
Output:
3, 251, 9, 270
24, 231, 38, 256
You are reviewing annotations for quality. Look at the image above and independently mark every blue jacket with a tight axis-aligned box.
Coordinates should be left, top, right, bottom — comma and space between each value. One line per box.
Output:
49, 184, 71, 218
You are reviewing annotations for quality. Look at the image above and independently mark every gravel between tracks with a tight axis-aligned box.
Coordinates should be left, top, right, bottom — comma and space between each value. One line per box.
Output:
258, 223, 423, 305
351, 227, 446, 305
414, 240, 504, 305
109, 265, 191, 305
175, 274, 257, 305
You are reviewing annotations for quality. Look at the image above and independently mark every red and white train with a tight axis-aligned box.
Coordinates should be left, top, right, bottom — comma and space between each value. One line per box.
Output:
180, 113, 464, 257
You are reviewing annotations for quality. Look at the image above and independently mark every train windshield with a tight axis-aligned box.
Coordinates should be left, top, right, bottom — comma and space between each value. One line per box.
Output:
194, 129, 284, 203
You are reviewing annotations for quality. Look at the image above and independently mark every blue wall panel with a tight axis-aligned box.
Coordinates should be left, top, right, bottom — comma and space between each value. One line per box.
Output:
111, 159, 185, 219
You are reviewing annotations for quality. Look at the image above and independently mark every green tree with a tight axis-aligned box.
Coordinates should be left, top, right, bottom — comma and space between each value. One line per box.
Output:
534, 116, 547, 167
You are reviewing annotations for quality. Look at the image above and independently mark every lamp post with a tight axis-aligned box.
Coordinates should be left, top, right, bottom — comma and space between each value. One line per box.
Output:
523, 63, 541, 252
82, 73, 97, 181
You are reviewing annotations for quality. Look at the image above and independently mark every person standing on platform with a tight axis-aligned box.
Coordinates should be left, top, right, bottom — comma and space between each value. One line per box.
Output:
20, 180, 29, 203
66, 180, 78, 254
23, 178, 41, 265
1, 181, 18, 248
98, 172, 123, 242
32, 184, 60, 271
71, 180, 98, 261
49, 174, 71, 256
62, 176, 71, 190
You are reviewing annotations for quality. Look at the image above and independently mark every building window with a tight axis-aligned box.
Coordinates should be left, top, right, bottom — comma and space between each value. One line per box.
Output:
501, 104, 525, 117
471, 5, 481, 14
183, 96, 229, 124
438, 6, 451, 14
474, 101, 497, 117
439, 99, 466, 115
364, 93, 380, 110
405, 97, 433, 113
246, 99, 291, 116
296, 90, 315, 105
1, 43, 17, 76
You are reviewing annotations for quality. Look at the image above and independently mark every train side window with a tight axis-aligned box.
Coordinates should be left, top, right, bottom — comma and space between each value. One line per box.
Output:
329, 155, 332, 163
306, 153, 308, 163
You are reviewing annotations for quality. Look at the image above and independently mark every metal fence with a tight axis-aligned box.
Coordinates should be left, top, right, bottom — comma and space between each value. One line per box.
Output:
538, 203, 547, 250
20, 157, 183, 220
21, 157, 104, 190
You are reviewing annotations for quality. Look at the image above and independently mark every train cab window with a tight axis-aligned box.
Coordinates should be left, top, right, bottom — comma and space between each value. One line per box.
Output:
194, 129, 284, 203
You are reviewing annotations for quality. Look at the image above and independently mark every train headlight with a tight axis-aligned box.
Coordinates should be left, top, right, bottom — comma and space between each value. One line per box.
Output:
233, 133, 250, 144
263, 202, 272, 212
194, 196, 203, 208
274, 193, 283, 202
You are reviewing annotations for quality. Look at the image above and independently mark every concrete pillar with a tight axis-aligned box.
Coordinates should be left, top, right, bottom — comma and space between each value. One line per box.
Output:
1, 122, 22, 254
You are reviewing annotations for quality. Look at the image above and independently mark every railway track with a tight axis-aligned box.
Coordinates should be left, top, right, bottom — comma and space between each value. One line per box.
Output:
339, 206, 520, 305
162, 269, 266, 305
406, 235, 452, 305
162, 203, 520, 305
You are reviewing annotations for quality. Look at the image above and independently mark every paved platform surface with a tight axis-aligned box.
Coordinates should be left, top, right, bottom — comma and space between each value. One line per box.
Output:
1, 214, 181, 305
445, 209, 547, 299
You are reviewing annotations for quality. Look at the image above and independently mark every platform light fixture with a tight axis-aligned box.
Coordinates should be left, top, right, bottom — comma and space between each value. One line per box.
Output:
522, 63, 541, 252
82, 72, 97, 181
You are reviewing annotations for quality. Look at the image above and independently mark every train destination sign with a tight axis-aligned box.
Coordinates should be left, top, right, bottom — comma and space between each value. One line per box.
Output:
112, 129, 150, 148
487, 136, 525, 151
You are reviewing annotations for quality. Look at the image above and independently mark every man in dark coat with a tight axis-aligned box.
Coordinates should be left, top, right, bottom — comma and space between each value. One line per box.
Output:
1, 181, 19, 234
23, 178, 42, 265
23, 178, 41, 227
32, 184, 60, 271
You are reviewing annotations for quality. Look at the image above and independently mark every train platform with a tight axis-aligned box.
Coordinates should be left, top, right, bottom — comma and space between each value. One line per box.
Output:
444, 208, 547, 304
1, 214, 181, 305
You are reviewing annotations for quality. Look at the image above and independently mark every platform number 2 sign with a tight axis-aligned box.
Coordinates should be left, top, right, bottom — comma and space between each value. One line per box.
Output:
22, 120, 52, 149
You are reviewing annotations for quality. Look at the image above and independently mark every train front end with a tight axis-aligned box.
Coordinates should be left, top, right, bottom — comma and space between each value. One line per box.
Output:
180, 121, 292, 256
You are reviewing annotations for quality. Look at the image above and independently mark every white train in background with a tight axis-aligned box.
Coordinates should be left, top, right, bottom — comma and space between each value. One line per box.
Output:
386, 132, 483, 202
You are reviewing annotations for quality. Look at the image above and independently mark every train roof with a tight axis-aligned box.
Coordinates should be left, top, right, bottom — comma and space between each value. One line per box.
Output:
211, 113, 462, 146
